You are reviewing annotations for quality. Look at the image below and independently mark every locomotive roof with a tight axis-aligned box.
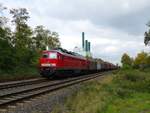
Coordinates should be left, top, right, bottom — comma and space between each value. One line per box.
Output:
43, 48, 86, 60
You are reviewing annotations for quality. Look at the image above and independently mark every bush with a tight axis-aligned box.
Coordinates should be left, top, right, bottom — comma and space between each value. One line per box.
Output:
113, 69, 150, 95
0, 39, 17, 71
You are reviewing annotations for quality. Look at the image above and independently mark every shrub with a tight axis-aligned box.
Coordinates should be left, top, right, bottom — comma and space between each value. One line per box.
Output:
113, 69, 150, 95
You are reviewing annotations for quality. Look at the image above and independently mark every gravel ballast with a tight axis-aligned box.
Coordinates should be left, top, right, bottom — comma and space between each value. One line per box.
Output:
2, 74, 107, 113
5, 83, 81, 113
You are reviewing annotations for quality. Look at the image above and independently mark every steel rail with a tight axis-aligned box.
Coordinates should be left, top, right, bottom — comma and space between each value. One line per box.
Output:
0, 78, 47, 90
0, 71, 110, 108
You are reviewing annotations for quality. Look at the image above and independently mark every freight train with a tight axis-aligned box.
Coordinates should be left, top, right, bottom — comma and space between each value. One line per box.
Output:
39, 48, 117, 78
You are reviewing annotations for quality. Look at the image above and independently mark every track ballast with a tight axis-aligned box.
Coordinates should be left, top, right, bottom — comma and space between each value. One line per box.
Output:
0, 72, 110, 109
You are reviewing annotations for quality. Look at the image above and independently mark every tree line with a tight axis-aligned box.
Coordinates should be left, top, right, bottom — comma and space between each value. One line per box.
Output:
121, 51, 150, 69
121, 20, 150, 69
0, 5, 60, 74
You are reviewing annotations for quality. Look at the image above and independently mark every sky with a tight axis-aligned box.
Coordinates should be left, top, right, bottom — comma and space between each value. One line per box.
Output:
0, 0, 150, 64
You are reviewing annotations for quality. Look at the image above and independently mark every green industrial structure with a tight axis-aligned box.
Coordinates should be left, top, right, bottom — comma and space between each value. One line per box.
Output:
81, 32, 92, 58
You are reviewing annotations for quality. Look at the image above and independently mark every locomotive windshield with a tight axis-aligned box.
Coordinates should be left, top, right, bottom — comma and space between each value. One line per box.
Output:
42, 52, 57, 59
42, 53, 49, 58
49, 53, 57, 59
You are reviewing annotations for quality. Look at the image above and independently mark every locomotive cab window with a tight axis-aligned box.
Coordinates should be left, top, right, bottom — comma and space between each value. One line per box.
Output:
49, 53, 57, 59
42, 53, 49, 58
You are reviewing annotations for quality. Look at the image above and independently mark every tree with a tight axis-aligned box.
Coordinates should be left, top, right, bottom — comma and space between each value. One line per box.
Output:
0, 6, 61, 74
144, 31, 150, 46
33, 25, 60, 51
147, 55, 150, 67
134, 51, 149, 68
0, 4, 15, 72
0, 4, 7, 27
121, 53, 133, 68
9, 8, 35, 67
144, 21, 150, 46
10, 8, 33, 49
0, 39, 16, 71
47, 31, 60, 49
33, 25, 48, 50
0, 4, 11, 41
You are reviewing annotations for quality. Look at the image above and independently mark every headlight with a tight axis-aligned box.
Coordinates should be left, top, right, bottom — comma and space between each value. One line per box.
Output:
41, 63, 56, 67
51, 63, 56, 66
41, 64, 51, 67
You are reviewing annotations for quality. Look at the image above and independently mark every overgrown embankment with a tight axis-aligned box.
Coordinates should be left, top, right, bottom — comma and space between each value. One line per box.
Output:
52, 69, 150, 113
0, 66, 39, 82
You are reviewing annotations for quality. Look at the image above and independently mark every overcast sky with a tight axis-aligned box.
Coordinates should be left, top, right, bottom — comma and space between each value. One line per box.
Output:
0, 0, 150, 64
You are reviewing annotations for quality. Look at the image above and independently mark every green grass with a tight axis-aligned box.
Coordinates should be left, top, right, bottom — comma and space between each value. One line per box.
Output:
0, 66, 40, 82
105, 92, 150, 113
51, 69, 150, 113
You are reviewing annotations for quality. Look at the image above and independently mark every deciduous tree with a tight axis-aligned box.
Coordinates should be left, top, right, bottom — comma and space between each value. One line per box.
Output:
121, 53, 133, 68
33, 25, 60, 51
134, 51, 149, 68
10, 8, 33, 49
144, 22, 150, 46
0, 6, 61, 74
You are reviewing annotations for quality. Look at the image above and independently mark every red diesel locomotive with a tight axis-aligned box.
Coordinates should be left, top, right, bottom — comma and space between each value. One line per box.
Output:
39, 48, 116, 78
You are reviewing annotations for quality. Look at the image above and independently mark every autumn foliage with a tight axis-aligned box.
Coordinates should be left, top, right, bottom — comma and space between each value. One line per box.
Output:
121, 52, 150, 69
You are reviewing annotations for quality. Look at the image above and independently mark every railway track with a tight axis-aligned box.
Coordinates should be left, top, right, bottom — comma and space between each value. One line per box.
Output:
0, 72, 109, 109
0, 78, 47, 90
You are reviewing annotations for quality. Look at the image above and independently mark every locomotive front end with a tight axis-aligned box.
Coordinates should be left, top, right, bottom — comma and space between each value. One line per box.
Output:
39, 51, 58, 78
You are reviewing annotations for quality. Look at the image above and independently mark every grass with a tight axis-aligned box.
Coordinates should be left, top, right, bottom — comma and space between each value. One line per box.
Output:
51, 69, 150, 113
0, 66, 40, 82
105, 92, 150, 113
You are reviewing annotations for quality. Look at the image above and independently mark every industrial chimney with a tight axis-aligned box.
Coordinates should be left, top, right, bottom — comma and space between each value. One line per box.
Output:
82, 32, 85, 51
85, 40, 88, 52
81, 32, 92, 57
88, 42, 90, 52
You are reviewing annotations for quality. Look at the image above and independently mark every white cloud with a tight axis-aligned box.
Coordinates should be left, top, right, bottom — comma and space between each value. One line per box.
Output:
104, 46, 119, 53
0, 0, 149, 64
